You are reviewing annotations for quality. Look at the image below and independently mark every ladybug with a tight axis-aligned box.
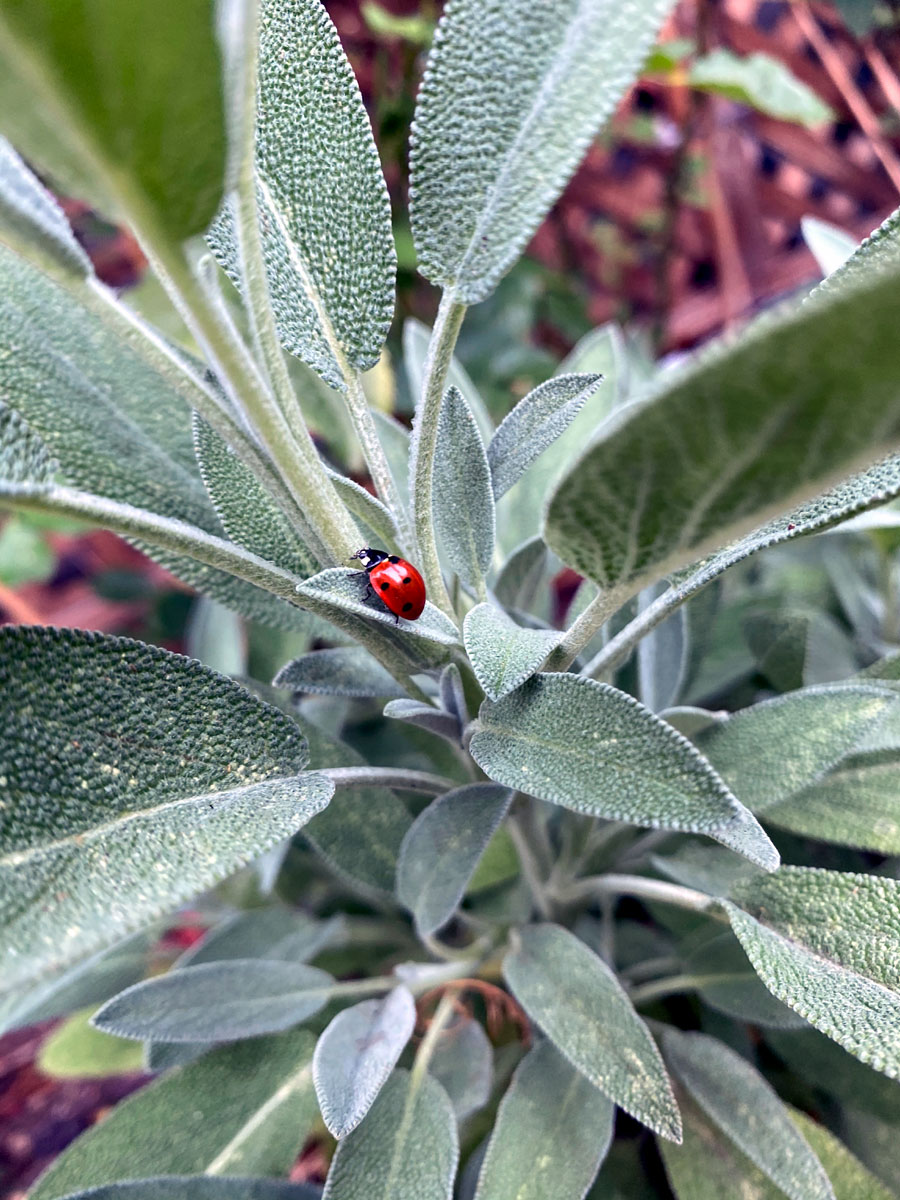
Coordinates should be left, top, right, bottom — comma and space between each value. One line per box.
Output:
350, 547, 427, 623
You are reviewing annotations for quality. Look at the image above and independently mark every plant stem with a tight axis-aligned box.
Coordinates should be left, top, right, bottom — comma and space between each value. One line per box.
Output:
554, 872, 715, 915
409, 290, 467, 618
410, 990, 460, 1090
507, 810, 552, 920
322, 766, 456, 794
581, 584, 682, 679
545, 585, 630, 672
630, 971, 737, 1007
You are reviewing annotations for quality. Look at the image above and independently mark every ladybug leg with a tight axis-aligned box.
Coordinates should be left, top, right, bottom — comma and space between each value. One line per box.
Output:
362, 582, 373, 601
395, 613, 400, 626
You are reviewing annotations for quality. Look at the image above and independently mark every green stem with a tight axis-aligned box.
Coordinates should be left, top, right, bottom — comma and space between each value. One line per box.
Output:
555, 873, 715, 915
343, 371, 415, 553
322, 766, 455, 794
507, 810, 552, 920
410, 990, 460, 1091
630, 972, 734, 1007
544, 585, 630, 673
581, 585, 682, 679
409, 291, 467, 618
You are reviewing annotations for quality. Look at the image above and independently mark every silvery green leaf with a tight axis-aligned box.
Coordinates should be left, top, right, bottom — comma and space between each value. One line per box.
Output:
373, 409, 411, 503
474, 1040, 614, 1200
651, 841, 762, 897
29, 1030, 318, 1200
685, 933, 807, 1028
328, 469, 402, 551
765, 1027, 900, 1123
48, 1182, 322, 1200
298, 714, 411, 895
39, 1007, 145, 1079
0, 0, 225, 242
493, 536, 548, 612
487, 373, 602, 500
688, 49, 834, 127
433, 386, 495, 595
743, 607, 857, 691
637, 582, 689, 713
790, 1108, 895, 1200
209, 0, 395, 386
660, 707, 726, 739
409, 0, 676, 303
726, 867, 900, 1077
545, 210, 900, 598
180, 909, 342, 967
659, 1092, 785, 1200
396, 783, 513, 935
429, 1017, 492, 1120
193, 415, 316, 576
322, 1069, 458, 1200
275, 647, 408, 699
463, 603, 562, 701
313, 986, 416, 1138
0, 401, 57, 485
93, 960, 334, 1043
403, 317, 493, 443
470, 673, 778, 869
144, 1041, 207, 1073
802, 216, 858, 277
0, 136, 91, 276
696, 686, 894, 813
384, 699, 461, 744
662, 1029, 833, 1200
439, 663, 469, 728
503, 923, 681, 1140
0, 626, 332, 999
762, 750, 900, 853
185, 596, 246, 676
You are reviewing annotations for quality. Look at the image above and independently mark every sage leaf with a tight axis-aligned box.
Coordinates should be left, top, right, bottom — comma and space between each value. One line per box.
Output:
662, 1028, 834, 1200
685, 933, 806, 1029
410, 0, 676, 302
802, 216, 858, 277
696, 686, 894, 813
659, 1091, 786, 1200
487, 373, 602, 499
790, 1108, 895, 1200
94, 960, 334, 1043
0, 136, 91, 277
384, 698, 462, 744
373, 409, 412, 502
637, 582, 689, 712
209, 0, 395, 386
29, 1031, 318, 1200
433, 386, 495, 595
652, 840, 762, 897
396, 783, 513, 935
313, 986, 417, 1138
545, 210, 900, 599
274, 647, 408, 699
0, 627, 332, 998
403, 317, 494, 443
470, 673, 778, 869
474, 1039, 614, 1200
39, 1007, 145, 1079
439, 663, 469, 729
0, 0, 225, 241
322, 1070, 458, 1200
463, 603, 562, 701
762, 750, 900, 853
503, 923, 682, 1140
726, 867, 900, 1078
493, 536, 548, 612
183, 911, 343, 968
329, 469, 402, 552
689, 49, 834, 127
193, 415, 316, 576
48, 1183, 321, 1200
429, 1017, 492, 1120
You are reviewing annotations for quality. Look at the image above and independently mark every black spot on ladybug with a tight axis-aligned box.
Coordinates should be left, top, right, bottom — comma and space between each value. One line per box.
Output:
402, 602, 414, 612
380, 582, 390, 590
388, 555, 400, 563
403, 576, 411, 584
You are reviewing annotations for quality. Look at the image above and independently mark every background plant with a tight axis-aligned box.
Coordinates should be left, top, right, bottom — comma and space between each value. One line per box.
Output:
3, 1, 900, 1197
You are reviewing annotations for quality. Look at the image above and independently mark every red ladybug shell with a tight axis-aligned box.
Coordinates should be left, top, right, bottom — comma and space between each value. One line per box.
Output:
368, 556, 427, 620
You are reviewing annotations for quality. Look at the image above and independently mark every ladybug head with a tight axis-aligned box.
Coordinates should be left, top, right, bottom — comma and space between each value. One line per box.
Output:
349, 547, 387, 569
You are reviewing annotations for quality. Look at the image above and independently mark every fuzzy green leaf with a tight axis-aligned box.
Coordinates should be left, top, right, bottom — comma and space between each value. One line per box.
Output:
487, 374, 602, 499
329, 469, 402, 552
193, 416, 316, 577
545, 210, 900, 598
763, 750, 900, 853
403, 317, 494, 443
790, 1109, 896, 1200
689, 49, 834, 126
0, 627, 333, 999
209, 0, 395, 386
433, 386, 495, 595
39, 1006, 145, 1079
409, 0, 676, 302
0, 0, 225, 240
474, 1039, 614, 1200
47, 1183, 321, 1200
183, 910, 342, 969
93, 960, 335, 1043
274, 647, 408, 699
429, 1017, 493, 1120
662, 1029, 833, 1200
384, 699, 461, 744
493, 537, 548, 611
637, 583, 689, 712
29, 1031, 318, 1200
802, 216, 858, 277
313, 986, 417, 1138
396, 783, 513, 935
685, 933, 806, 1029
696, 686, 894, 813
503, 923, 681, 1140
470, 673, 778, 869
322, 1069, 458, 1200
727, 867, 900, 1078
0, 135, 91, 276
463, 603, 562, 701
